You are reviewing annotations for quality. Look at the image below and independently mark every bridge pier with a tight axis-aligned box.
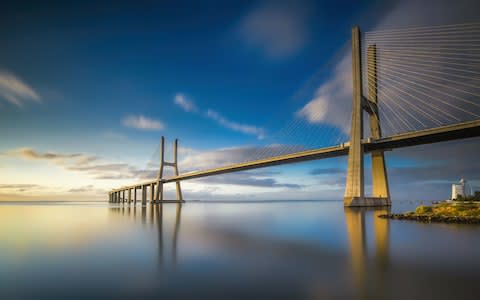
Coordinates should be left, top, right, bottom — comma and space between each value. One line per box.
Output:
150, 183, 155, 204
173, 139, 183, 201
128, 188, 132, 204
156, 182, 163, 203
367, 45, 390, 204
142, 185, 147, 206
134, 187, 137, 205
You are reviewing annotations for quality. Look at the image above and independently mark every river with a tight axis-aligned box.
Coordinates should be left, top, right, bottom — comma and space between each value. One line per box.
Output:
0, 200, 479, 299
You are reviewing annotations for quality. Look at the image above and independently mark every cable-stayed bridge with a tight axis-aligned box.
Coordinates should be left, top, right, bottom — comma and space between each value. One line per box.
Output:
109, 22, 480, 207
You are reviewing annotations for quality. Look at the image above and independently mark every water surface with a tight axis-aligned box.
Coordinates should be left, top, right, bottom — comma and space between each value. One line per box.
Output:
1, 200, 479, 299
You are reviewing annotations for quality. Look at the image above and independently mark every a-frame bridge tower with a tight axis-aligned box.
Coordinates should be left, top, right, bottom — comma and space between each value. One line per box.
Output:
344, 26, 390, 207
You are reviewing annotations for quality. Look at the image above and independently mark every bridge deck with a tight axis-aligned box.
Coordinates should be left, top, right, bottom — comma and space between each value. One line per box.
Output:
111, 119, 480, 192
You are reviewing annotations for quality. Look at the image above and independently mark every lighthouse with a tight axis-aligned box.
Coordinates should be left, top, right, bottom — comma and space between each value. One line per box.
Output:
451, 177, 466, 200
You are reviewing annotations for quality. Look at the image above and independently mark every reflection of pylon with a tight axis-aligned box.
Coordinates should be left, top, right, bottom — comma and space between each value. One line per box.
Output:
154, 136, 183, 203
344, 207, 390, 298
154, 203, 182, 269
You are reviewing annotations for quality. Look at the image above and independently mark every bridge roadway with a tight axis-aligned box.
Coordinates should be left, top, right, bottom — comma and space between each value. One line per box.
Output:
111, 119, 480, 192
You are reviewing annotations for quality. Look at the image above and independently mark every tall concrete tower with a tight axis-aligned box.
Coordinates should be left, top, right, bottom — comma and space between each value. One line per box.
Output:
344, 27, 391, 207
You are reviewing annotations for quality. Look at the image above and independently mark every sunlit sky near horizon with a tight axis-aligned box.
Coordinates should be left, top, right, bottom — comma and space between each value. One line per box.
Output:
1, 0, 479, 201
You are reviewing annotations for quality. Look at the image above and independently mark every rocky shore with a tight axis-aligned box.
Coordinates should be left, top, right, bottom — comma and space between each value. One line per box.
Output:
379, 202, 480, 224
379, 213, 480, 224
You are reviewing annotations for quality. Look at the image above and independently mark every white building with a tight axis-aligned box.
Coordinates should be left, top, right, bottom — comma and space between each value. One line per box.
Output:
451, 178, 466, 200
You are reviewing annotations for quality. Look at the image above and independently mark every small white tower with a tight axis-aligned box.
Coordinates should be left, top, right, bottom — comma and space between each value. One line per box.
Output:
451, 177, 466, 200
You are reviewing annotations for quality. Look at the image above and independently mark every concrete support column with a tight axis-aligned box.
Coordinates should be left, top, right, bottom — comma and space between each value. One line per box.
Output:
142, 186, 147, 206
155, 137, 164, 203
156, 182, 163, 203
344, 26, 365, 207
134, 187, 137, 205
150, 183, 155, 204
128, 189, 132, 204
174, 139, 183, 202
367, 45, 390, 203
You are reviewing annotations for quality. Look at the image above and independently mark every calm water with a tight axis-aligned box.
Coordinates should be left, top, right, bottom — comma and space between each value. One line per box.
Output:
1, 200, 479, 299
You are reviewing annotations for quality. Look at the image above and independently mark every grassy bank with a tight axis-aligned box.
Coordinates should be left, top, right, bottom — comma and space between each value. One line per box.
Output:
379, 202, 480, 224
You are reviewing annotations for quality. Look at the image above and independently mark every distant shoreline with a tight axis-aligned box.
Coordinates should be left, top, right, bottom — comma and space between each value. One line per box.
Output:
380, 201, 480, 224
0, 199, 344, 205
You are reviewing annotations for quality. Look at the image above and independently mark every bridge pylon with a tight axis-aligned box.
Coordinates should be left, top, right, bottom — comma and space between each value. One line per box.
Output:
154, 136, 183, 203
344, 26, 391, 207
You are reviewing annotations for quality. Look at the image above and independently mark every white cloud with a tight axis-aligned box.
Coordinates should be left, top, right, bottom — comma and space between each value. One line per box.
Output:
6, 147, 97, 165
174, 93, 196, 112
122, 115, 164, 131
206, 109, 266, 139
173, 90, 266, 139
0, 70, 41, 107
238, 0, 311, 59
297, 55, 352, 134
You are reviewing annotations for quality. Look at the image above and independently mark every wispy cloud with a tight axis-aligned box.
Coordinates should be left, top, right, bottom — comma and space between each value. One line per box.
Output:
206, 109, 265, 139
296, 54, 352, 134
174, 93, 196, 112
5, 147, 154, 181
173, 92, 266, 139
122, 115, 164, 131
6, 147, 97, 165
0, 184, 43, 192
309, 167, 344, 175
68, 185, 94, 193
0, 70, 41, 107
238, 0, 311, 59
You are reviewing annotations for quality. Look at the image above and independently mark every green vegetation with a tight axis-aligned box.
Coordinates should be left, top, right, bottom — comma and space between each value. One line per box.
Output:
455, 191, 480, 202
380, 202, 480, 224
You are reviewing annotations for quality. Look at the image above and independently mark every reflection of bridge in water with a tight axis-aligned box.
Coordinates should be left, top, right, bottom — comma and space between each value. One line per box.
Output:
108, 204, 480, 298
110, 204, 183, 268
108, 204, 395, 298
109, 22, 480, 207
345, 207, 390, 298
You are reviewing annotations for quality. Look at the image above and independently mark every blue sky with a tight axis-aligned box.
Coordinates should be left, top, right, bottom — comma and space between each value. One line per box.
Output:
0, 0, 479, 201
